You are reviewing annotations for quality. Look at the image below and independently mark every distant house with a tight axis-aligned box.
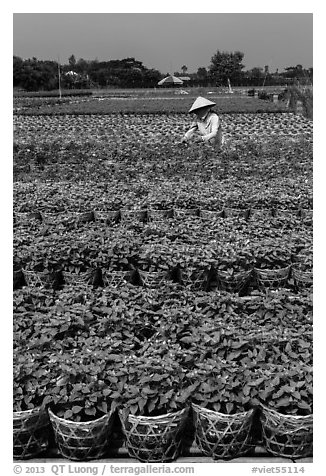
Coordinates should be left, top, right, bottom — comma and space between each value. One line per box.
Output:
65, 70, 79, 78
178, 76, 191, 83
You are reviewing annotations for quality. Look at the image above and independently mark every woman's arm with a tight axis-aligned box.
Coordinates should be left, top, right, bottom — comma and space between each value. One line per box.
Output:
183, 122, 198, 140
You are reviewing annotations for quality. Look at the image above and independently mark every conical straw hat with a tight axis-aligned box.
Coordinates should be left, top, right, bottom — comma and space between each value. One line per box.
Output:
189, 96, 216, 113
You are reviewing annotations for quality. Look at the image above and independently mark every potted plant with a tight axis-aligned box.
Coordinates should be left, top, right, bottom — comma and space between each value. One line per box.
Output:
251, 363, 313, 460
211, 245, 254, 294
13, 352, 52, 459
48, 404, 115, 461
118, 354, 189, 463
47, 361, 116, 461
188, 360, 256, 460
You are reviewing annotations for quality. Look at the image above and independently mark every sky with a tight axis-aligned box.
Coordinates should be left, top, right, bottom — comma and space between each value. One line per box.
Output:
13, 12, 313, 74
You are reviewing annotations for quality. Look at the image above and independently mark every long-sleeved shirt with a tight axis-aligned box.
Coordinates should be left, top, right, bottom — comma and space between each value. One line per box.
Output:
184, 111, 222, 146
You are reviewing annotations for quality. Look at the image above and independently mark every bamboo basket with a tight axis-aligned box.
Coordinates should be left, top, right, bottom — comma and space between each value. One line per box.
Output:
292, 267, 313, 289
102, 270, 129, 287
140, 271, 168, 288
95, 210, 121, 224
260, 405, 313, 460
200, 209, 225, 220
13, 212, 29, 224
181, 269, 209, 291
276, 209, 295, 219
14, 211, 43, 223
119, 407, 189, 463
174, 208, 200, 219
63, 272, 91, 286
254, 265, 291, 289
120, 209, 148, 224
13, 406, 50, 459
23, 270, 49, 287
251, 208, 269, 220
224, 208, 249, 219
216, 269, 253, 293
42, 212, 66, 225
48, 408, 115, 461
148, 209, 174, 221
192, 404, 255, 460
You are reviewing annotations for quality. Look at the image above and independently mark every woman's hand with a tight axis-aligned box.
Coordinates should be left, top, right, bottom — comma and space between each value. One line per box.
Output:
201, 135, 211, 144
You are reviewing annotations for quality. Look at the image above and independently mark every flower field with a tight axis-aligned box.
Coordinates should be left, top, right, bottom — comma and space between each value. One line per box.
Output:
13, 98, 313, 461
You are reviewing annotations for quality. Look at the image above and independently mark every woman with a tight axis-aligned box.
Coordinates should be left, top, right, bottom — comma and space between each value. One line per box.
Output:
181, 96, 224, 151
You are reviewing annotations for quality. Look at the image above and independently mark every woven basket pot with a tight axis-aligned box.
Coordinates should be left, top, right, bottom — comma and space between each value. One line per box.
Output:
200, 209, 225, 220
23, 270, 49, 287
292, 267, 313, 289
140, 271, 168, 288
48, 408, 115, 461
13, 406, 50, 459
95, 210, 121, 224
174, 208, 200, 219
275, 209, 295, 219
119, 408, 189, 463
148, 209, 174, 221
251, 208, 269, 220
181, 269, 208, 291
14, 211, 43, 224
192, 404, 255, 460
43, 212, 65, 225
102, 270, 129, 288
254, 266, 291, 289
216, 269, 253, 293
223, 208, 247, 219
63, 272, 90, 287
121, 210, 148, 224
260, 406, 313, 460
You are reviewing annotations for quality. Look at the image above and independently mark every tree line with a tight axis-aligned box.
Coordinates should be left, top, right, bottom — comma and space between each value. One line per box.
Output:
13, 51, 313, 92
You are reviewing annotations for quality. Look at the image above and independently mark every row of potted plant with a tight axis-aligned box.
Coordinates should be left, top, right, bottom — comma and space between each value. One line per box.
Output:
13, 284, 312, 422
14, 205, 312, 225
14, 223, 312, 280
14, 390, 313, 462
17, 262, 312, 294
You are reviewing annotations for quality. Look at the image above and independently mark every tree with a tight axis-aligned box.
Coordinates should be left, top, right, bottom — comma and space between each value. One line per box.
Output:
68, 54, 77, 69
247, 67, 264, 85
12, 55, 163, 90
209, 50, 245, 86
13, 56, 24, 88
282, 65, 305, 79
196, 67, 208, 86
181, 65, 188, 75
76, 58, 90, 75
13, 57, 58, 91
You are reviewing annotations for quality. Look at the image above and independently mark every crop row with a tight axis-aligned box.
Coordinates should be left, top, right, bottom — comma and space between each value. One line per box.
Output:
13, 95, 290, 115
13, 112, 313, 146
14, 211, 312, 275
13, 177, 313, 212
13, 133, 312, 204
14, 206, 313, 224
